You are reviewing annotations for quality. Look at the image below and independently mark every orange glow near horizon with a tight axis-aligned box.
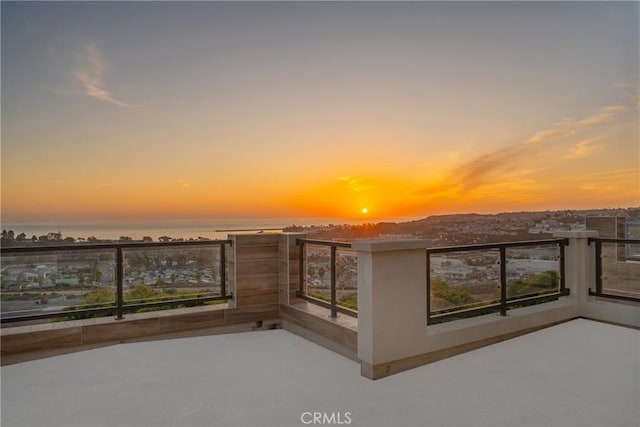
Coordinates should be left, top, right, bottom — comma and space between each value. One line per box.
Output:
3, 157, 639, 222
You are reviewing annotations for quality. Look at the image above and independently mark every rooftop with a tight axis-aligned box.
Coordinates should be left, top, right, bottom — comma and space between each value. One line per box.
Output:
2, 318, 638, 427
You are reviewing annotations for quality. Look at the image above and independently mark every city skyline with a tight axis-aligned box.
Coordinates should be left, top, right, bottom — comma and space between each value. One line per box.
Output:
2, 1, 639, 223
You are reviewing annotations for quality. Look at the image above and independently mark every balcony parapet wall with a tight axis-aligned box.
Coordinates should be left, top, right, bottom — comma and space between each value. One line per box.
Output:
352, 239, 566, 380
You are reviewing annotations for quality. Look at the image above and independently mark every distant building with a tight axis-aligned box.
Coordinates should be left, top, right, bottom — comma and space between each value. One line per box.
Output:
585, 216, 626, 239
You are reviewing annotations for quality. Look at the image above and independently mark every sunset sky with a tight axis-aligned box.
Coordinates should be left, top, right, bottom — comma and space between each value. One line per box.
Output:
2, 1, 638, 223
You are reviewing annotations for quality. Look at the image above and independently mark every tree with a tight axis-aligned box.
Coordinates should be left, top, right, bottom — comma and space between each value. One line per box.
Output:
47, 232, 62, 241
505, 271, 559, 299
431, 278, 476, 308
528, 271, 558, 289
126, 284, 161, 303
16, 232, 27, 242
91, 260, 102, 283
318, 267, 326, 286
1, 229, 16, 245
81, 288, 115, 307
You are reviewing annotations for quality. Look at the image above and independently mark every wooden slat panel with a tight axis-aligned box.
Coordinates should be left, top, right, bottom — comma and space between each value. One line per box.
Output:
158, 310, 225, 334
281, 304, 357, 353
1, 327, 82, 355
81, 318, 159, 344
224, 306, 280, 324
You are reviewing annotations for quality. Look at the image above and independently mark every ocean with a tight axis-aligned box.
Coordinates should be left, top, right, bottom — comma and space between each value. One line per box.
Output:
1, 217, 416, 241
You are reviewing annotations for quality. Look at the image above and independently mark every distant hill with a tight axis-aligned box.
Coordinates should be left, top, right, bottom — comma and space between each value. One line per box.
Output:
299, 207, 640, 245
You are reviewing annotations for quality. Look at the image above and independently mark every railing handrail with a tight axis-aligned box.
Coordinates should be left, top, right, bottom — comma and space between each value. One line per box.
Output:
588, 237, 640, 244
296, 238, 352, 248
426, 238, 569, 254
1, 239, 233, 324
1, 239, 233, 254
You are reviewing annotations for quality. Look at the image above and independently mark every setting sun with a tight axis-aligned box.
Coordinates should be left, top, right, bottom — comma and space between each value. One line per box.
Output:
361, 208, 369, 215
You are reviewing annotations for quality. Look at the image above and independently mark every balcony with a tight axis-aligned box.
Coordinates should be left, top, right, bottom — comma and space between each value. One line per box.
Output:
2, 231, 639, 426
1, 318, 637, 427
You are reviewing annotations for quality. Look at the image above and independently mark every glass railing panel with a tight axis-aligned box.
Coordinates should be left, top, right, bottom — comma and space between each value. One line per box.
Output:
305, 244, 332, 304
122, 245, 223, 308
429, 249, 500, 314
335, 247, 357, 311
1, 249, 116, 321
601, 241, 640, 298
505, 244, 561, 300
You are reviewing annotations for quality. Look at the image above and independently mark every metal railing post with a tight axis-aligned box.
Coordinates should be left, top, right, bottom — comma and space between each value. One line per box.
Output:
559, 240, 567, 294
426, 250, 432, 323
298, 240, 305, 298
594, 240, 603, 295
499, 245, 507, 316
115, 246, 124, 320
330, 245, 337, 318
220, 242, 227, 297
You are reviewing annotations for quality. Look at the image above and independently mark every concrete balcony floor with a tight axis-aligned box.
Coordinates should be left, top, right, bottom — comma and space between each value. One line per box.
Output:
1, 318, 638, 427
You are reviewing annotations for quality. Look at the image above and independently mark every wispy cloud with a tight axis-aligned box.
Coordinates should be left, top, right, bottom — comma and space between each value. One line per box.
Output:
178, 178, 191, 189
524, 105, 626, 145
73, 44, 131, 107
578, 105, 627, 126
418, 102, 630, 198
524, 120, 577, 145
338, 176, 370, 192
567, 139, 602, 159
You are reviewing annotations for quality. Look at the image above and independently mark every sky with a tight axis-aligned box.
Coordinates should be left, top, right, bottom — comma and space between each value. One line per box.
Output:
2, 1, 639, 223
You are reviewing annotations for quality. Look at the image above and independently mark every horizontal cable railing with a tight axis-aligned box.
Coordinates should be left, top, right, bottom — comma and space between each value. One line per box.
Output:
296, 238, 357, 318
1, 240, 233, 324
427, 238, 569, 324
588, 237, 640, 303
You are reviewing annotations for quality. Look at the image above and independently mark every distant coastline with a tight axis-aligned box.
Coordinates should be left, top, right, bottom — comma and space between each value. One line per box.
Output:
0, 217, 417, 242
2, 208, 638, 245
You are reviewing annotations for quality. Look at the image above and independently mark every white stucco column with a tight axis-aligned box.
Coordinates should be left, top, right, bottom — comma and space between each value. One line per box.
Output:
553, 231, 598, 315
353, 239, 430, 378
